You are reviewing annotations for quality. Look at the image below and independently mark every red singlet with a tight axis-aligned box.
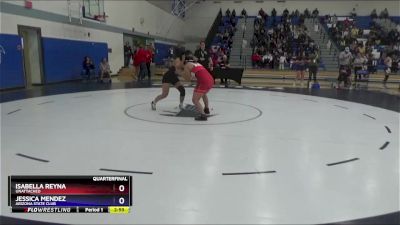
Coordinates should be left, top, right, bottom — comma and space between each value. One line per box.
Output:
191, 63, 214, 94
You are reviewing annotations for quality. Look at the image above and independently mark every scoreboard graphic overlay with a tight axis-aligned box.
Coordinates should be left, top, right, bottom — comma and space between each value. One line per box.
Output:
8, 176, 132, 213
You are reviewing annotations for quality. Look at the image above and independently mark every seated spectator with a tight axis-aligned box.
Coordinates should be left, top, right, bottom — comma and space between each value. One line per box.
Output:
99, 58, 111, 83
82, 56, 95, 81
343, 17, 351, 28
358, 42, 366, 55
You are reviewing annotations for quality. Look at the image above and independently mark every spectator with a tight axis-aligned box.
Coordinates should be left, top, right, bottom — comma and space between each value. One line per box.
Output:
134, 45, 149, 82
383, 53, 392, 88
263, 52, 274, 69
194, 41, 213, 71
283, 8, 289, 17
351, 26, 359, 38
259, 8, 265, 18
124, 42, 132, 67
230, 16, 237, 27
252, 52, 262, 68
293, 56, 306, 87
312, 8, 319, 18
145, 45, 153, 78
295, 9, 300, 17
82, 56, 94, 80
225, 8, 231, 17
99, 57, 111, 83
358, 42, 366, 55
353, 52, 366, 83
338, 47, 353, 88
304, 8, 310, 18
218, 54, 230, 84
279, 53, 288, 70
370, 9, 378, 19
271, 8, 277, 18
241, 8, 247, 18
169, 46, 174, 59
380, 8, 389, 18
392, 54, 399, 73
371, 48, 380, 68
299, 13, 305, 25
332, 14, 338, 24
232, 9, 236, 17
351, 8, 357, 18
307, 54, 319, 85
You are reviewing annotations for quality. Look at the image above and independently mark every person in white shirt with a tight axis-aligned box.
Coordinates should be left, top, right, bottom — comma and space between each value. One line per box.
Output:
279, 53, 287, 70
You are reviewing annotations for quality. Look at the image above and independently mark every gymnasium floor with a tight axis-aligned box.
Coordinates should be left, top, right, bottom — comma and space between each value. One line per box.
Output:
1, 81, 399, 224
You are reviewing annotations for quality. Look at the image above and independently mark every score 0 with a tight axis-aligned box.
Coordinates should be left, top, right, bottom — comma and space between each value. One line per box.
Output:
114, 183, 128, 206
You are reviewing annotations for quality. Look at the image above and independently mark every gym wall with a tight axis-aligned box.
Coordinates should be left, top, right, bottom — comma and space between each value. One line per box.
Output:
0, 1, 183, 89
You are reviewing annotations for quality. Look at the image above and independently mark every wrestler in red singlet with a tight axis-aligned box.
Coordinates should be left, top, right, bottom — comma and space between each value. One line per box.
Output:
191, 63, 214, 94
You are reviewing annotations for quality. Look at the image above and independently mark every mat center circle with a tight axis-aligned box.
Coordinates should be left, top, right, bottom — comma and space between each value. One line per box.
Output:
124, 100, 262, 125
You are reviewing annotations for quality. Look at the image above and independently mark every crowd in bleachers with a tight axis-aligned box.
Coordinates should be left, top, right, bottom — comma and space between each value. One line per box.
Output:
370, 8, 389, 19
250, 8, 320, 71
323, 15, 398, 49
180, 6, 400, 88
322, 8, 400, 79
208, 9, 238, 70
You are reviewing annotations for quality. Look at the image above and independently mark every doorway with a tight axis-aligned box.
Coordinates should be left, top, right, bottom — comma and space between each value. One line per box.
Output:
18, 25, 45, 87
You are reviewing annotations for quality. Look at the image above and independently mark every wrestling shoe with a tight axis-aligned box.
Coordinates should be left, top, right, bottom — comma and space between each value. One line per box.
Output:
179, 103, 184, 110
204, 107, 210, 115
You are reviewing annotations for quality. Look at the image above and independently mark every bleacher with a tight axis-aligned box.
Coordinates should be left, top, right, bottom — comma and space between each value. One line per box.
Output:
152, 9, 399, 93
211, 16, 239, 47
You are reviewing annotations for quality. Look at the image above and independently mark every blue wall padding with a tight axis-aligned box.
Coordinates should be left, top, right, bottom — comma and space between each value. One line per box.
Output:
42, 37, 108, 83
154, 42, 175, 65
0, 34, 25, 89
